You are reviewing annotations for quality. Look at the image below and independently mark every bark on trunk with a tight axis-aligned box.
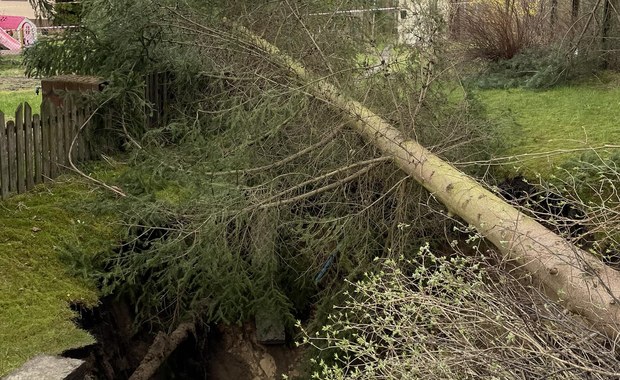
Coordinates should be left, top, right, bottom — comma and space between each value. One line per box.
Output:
239, 27, 620, 337
128, 322, 194, 380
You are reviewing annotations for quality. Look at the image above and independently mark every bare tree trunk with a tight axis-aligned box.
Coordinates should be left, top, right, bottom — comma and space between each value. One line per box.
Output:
239, 26, 620, 337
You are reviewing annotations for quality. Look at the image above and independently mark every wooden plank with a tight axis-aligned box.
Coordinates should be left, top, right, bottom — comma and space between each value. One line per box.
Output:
24, 103, 34, 190
33, 114, 42, 185
63, 97, 73, 167
77, 106, 87, 161
70, 97, 79, 163
56, 103, 65, 172
41, 100, 51, 181
48, 103, 58, 178
85, 104, 94, 160
15, 104, 25, 194
0, 112, 8, 199
154, 73, 160, 126
162, 72, 169, 125
6, 120, 16, 193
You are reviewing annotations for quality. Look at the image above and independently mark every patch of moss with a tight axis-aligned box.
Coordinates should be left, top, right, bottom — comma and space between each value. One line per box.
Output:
0, 175, 120, 376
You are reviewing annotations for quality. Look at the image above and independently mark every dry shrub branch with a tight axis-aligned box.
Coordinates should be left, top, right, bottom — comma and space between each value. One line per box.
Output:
302, 245, 620, 379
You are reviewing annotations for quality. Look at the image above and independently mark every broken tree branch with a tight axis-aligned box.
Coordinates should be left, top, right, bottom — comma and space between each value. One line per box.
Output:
128, 322, 195, 380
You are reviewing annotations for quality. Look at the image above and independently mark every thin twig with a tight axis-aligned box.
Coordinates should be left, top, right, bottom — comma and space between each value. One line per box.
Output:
205, 122, 348, 177
256, 159, 387, 210
68, 99, 127, 197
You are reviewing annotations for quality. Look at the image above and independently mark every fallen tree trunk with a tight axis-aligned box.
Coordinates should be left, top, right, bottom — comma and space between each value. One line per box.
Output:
240, 28, 620, 337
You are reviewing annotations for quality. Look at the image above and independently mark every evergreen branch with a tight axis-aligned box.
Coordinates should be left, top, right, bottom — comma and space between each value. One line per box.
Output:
205, 122, 348, 177
255, 157, 389, 210
284, 0, 336, 78
68, 100, 127, 197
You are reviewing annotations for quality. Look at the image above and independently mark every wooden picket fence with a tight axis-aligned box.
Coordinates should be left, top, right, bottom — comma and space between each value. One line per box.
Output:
0, 97, 95, 200
145, 71, 172, 128
0, 72, 172, 200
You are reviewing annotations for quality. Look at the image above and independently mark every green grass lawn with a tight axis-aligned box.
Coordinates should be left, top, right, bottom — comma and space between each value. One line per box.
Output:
0, 55, 41, 118
0, 174, 119, 376
0, 90, 41, 119
478, 72, 620, 176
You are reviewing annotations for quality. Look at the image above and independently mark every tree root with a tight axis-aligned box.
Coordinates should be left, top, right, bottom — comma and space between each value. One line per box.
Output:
128, 322, 195, 380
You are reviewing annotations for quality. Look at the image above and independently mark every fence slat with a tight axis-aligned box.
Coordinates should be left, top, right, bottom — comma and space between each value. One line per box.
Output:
41, 100, 51, 181
63, 100, 72, 167
77, 106, 87, 161
70, 97, 79, 163
56, 103, 65, 171
48, 103, 58, 178
0, 112, 8, 199
76, 106, 82, 161
24, 103, 34, 190
33, 114, 42, 185
162, 73, 169, 125
15, 104, 25, 194
6, 120, 16, 193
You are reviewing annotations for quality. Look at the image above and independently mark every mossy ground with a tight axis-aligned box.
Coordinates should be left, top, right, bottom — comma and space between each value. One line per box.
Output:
478, 71, 620, 177
0, 171, 121, 376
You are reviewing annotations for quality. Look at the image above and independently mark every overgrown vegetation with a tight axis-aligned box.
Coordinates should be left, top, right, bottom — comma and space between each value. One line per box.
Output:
4, 0, 620, 377
459, 0, 620, 89
20, 0, 493, 333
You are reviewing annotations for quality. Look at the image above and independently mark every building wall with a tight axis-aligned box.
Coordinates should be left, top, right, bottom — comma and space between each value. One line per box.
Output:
397, 0, 449, 45
0, 0, 37, 19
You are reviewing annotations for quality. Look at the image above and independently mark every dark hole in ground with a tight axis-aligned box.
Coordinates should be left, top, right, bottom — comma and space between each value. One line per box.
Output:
64, 296, 152, 379
63, 297, 212, 380
61, 219, 304, 379
64, 296, 302, 379
64, 297, 215, 379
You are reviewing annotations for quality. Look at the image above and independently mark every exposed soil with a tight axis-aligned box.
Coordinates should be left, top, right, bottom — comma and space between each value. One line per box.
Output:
64, 297, 303, 380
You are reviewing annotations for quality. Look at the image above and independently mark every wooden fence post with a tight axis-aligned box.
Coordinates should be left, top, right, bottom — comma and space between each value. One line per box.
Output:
15, 104, 26, 194
24, 103, 34, 191
7, 119, 17, 193
33, 113, 42, 185
63, 97, 72, 166
41, 100, 51, 181
48, 102, 58, 179
0, 112, 8, 199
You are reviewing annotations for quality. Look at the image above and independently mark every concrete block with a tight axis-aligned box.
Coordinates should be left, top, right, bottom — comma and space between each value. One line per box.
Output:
3, 355, 87, 380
